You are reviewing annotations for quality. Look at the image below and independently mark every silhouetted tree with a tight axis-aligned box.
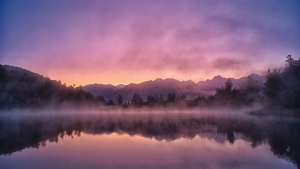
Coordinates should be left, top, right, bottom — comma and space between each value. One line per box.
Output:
167, 92, 176, 103
237, 75, 263, 105
176, 94, 187, 106
225, 79, 233, 93
147, 95, 155, 106
286, 55, 294, 67
227, 131, 235, 144
122, 102, 129, 108
192, 95, 206, 107
107, 99, 114, 105
264, 69, 284, 99
96, 95, 106, 105
178, 94, 186, 101
155, 94, 165, 105
131, 93, 143, 107
215, 79, 236, 105
117, 94, 123, 106
264, 55, 300, 109
0, 65, 7, 82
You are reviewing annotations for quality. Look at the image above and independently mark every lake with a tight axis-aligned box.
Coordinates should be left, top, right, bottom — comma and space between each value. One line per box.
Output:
0, 108, 299, 169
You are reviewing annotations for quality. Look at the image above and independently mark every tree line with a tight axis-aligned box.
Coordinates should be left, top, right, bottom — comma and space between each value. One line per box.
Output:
0, 55, 299, 110
116, 55, 300, 110
115, 76, 263, 108
264, 55, 300, 109
0, 66, 102, 109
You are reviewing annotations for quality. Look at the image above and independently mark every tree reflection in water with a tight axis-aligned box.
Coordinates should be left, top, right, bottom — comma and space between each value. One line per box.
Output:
0, 111, 299, 168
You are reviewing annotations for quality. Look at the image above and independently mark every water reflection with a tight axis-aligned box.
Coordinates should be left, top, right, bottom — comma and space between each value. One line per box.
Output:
1, 133, 295, 169
0, 110, 299, 168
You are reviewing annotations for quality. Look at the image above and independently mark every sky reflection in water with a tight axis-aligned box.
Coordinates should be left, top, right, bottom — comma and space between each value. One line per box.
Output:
1, 132, 296, 169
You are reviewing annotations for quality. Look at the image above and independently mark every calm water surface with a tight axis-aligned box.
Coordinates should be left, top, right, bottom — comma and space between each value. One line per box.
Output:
0, 109, 299, 169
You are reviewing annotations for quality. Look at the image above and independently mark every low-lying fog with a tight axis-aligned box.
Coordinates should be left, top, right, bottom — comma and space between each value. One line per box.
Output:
0, 107, 299, 168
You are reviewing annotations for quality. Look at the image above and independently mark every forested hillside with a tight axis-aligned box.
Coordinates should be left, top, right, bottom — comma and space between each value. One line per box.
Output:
0, 65, 99, 109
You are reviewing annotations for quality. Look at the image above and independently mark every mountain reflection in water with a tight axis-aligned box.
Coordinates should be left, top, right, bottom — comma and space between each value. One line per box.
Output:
0, 109, 299, 169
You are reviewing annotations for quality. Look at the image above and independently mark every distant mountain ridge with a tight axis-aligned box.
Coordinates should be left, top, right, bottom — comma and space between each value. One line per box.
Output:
198, 73, 265, 91
1, 64, 265, 103
83, 84, 124, 99
83, 74, 265, 101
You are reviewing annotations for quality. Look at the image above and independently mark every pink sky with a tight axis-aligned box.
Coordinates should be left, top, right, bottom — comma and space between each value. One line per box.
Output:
1, 0, 299, 85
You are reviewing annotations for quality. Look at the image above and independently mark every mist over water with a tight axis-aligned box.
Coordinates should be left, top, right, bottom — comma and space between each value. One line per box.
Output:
1, 0, 299, 168
0, 107, 299, 169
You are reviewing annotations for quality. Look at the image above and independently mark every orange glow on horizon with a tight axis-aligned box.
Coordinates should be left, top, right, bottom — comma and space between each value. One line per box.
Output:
44, 69, 250, 86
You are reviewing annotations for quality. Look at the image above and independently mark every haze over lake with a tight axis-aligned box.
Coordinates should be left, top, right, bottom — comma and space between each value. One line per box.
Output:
1, 0, 300, 169
1, 108, 299, 169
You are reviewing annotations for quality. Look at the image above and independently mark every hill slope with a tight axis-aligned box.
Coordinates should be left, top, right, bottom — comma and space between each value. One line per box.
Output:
0, 64, 94, 109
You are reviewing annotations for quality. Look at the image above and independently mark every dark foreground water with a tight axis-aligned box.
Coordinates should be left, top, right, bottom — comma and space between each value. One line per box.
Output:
0, 108, 299, 169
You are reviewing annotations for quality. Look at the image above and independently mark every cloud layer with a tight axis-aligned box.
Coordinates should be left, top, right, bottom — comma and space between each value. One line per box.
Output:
1, 0, 299, 85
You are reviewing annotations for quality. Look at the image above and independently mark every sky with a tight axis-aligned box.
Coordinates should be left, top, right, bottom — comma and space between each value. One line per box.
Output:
0, 0, 300, 86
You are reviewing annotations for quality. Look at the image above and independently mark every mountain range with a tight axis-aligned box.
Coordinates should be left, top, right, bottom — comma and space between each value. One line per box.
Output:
0, 64, 265, 102
83, 74, 265, 101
